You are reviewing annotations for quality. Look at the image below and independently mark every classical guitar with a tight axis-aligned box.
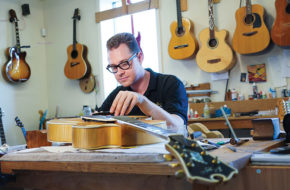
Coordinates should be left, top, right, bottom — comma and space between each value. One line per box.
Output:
232, 0, 270, 54
196, 0, 235, 73
82, 115, 238, 184
64, 8, 91, 80
168, 0, 198, 60
2, 9, 31, 83
271, 0, 290, 47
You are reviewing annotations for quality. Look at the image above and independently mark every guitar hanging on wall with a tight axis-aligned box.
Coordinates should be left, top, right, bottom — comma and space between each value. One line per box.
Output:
64, 8, 91, 80
168, 0, 198, 60
2, 9, 31, 83
232, 0, 270, 54
271, 0, 290, 47
196, 0, 235, 73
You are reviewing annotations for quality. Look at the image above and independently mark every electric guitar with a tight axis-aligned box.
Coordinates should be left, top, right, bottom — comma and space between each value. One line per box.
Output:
168, 0, 198, 60
271, 0, 290, 47
83, 115, 238, 184
64, 8, 91, 80
196, 0, 235, 73
2, 9, 31, 83
232, 0, 270, 54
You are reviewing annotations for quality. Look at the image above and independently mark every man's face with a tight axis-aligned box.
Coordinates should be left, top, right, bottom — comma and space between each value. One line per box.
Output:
107, 44, 140, 87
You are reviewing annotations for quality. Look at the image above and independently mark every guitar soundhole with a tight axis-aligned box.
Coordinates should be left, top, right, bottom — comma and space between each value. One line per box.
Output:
286, 4, 290, 14
244, 14, 254, 25
71, 50, 78, 59
176, 27, 185, 36
208, 39, 217, 48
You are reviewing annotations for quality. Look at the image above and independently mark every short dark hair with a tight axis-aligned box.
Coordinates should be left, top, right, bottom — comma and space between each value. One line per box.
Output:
106, 32, 140, 54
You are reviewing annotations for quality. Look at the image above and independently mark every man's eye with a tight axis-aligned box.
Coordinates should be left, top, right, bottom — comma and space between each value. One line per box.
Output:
119, 62, 128, 67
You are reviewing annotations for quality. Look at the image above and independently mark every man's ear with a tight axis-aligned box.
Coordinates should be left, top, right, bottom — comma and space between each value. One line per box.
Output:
137, 51, 144, 63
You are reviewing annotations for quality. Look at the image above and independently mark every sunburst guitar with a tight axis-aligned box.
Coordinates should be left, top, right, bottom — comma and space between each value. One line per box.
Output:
196, 0, 235, 73
168, 0, 198, 60
232, 0, 270, 54
271, 0, 290, 47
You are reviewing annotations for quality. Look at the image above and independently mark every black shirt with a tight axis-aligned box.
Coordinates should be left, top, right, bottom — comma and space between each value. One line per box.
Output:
98, 68, 188, 124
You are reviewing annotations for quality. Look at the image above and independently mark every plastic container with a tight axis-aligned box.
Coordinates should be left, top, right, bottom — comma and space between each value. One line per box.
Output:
203, 103, 210, 118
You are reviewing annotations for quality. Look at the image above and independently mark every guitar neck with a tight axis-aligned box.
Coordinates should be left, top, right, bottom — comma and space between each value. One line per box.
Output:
245, 0, 252, 16
73, 19, 77, 50
176, 0, 183, 31
208, 0, 215, 39
14, 21, 21, 54
0, 109, 6, 145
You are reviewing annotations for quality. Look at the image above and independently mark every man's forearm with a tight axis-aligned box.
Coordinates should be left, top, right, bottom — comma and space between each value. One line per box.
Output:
137, 96, 185, 133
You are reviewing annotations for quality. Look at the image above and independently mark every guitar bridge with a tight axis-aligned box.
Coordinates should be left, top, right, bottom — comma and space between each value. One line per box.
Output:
207, 59, 221, 64
70, 62, 80, 67
174, 44, 188, 49
242, 31, 258, 36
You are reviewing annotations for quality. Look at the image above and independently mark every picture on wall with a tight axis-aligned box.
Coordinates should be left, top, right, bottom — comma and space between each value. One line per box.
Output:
247, 63, 267, 83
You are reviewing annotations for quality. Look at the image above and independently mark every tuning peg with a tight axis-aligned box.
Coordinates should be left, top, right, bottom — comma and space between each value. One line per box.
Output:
186, 161, 194, 167
212, 156, 219, 164
200, 150, 206, 156
175, 170, 185, 178
168, 162, 180, 168
173, 144, 180, 149
163, 154, 174, 161
191, 143, 196, 147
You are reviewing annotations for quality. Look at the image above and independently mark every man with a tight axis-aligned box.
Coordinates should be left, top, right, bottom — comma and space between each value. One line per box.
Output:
99, 32, 188, 135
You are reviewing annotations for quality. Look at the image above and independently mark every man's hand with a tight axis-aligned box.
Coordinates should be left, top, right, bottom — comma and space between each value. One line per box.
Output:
110, 91, 144, 116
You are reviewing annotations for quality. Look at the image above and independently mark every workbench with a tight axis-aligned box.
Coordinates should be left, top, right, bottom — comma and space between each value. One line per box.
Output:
0, 138, 288, 190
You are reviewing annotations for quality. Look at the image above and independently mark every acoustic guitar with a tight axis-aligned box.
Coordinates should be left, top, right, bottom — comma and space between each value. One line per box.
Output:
64, 8, 91, 80
2, 9, 31, 83
232, 0, 270, 54
168, 0, 198, 60
271, 0, 290, 47
196, 0, 235, 73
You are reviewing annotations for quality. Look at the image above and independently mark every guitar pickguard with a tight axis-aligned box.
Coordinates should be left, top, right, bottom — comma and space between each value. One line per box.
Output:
253, 13, 262, 28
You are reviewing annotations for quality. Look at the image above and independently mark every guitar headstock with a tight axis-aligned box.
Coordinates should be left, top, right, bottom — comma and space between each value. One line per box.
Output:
15, 117, 24, 128
72, 8, 81, 20
9, 9, 18, 23
165, 134, 238, 184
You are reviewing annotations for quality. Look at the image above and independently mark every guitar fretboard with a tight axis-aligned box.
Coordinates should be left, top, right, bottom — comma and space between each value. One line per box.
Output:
245, 0, 252, 16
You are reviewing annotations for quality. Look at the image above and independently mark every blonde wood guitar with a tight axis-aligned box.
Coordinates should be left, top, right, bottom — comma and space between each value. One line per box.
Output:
232, 0, 270, 54
168, 0, 198, 60
196, 0, 235, 73
47, 117, 165, 149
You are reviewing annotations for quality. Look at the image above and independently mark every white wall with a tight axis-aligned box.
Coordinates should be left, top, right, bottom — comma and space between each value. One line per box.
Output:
159, 0, 290, 101
0, 0, 48, 145
0, 0, 289, 145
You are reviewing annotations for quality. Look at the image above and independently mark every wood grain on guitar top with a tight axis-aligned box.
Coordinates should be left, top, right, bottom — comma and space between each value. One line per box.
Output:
64, 43, 91, 80
271, 0, 290, 47
168, 18, 198, 60
232, 4, 270, 54
2, 47, 31, 83
196, 28, 235, 73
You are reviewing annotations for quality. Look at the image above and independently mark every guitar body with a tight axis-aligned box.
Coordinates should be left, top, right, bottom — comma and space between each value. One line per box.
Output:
2, 47, 31, 83
168, 18, 198, 60
64, 43, 91, 80
47, 117, 164, 148
271, 0, 290, 46
196, 28, 235, 73
232, 4, 270, 54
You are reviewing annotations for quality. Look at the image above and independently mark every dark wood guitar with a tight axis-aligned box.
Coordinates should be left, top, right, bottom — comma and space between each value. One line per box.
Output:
196, 0, 235, 73
271, 0, 290, 47
64, 8, 91, 80
168, 0, 198, 60
2, 9, 31, 83
232, 0, 270, 54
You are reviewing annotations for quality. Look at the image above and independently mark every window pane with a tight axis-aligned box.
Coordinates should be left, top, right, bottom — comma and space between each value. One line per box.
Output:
100, 2, 159, 98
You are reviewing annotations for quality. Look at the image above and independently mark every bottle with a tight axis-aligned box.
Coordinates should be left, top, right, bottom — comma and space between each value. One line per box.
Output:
253, 83, 258, 99
83, 105, 92, 116
231, 89, 238, 101
189, 109, 194, 119
203, 102, 210, 118
194, 110, 199, 118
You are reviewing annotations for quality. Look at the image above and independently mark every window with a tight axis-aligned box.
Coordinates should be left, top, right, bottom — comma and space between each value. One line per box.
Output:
99, 0, 160, 98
